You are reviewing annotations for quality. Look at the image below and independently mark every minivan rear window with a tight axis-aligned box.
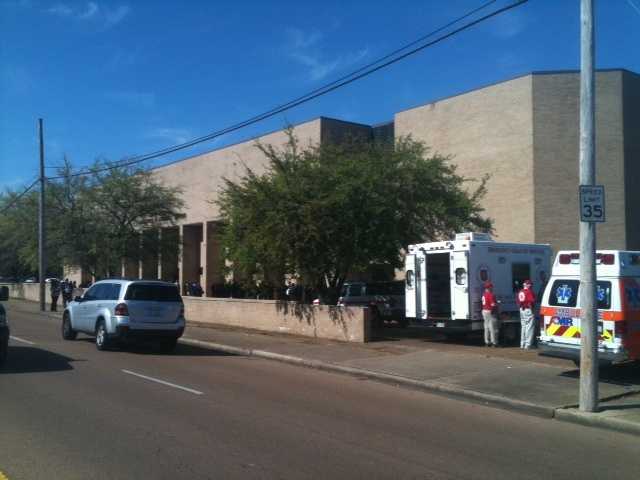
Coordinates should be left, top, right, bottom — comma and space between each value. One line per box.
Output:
125, 284, 181, 302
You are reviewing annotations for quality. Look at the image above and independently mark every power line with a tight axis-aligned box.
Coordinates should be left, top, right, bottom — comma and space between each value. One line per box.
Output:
627, 0, 640, 17
47, 0, 527, 181
0, 178, 40, 215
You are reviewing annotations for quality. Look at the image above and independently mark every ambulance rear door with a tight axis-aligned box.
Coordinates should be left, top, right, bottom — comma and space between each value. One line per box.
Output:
450, 250, 470, 320
541, 278, 582, 348
405, 252, 427, 320
417, 253, 428, 320
541, 278, 619, 352
405, 253, 417, 319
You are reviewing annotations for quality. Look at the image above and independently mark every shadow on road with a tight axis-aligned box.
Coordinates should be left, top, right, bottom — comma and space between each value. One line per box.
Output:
1, 346, 79, 374
73, 337, 237, 357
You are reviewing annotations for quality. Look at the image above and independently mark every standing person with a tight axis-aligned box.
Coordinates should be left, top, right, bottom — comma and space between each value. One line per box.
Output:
481, 281, 499, 347
50, 279, 61, 312
191, 282, 203, 297
517, 279, 537, 349
61, 278, 73, 308
482, 281, 499, 347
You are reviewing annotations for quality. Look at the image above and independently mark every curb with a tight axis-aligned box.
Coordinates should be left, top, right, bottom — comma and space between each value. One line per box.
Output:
180, 337, 555, 419
554, 408, 640, 436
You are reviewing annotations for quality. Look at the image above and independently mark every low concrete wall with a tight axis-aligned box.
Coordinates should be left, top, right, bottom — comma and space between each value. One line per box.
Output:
2, 283, 371, 342
2, 283, 82, 309
184, 297, 371, 343
3, 283, 49, 304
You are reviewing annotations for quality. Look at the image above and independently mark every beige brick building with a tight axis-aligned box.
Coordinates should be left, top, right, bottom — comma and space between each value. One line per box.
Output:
68, 69, 640, 295
395, 69, 640, 251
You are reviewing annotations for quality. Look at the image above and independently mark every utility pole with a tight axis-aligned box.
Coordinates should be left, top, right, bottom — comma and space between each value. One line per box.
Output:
38, 118, 47, 312
579, 0, 598, 412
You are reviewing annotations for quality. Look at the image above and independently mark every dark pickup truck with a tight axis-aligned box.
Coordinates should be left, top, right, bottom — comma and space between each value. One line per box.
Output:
0, 286, 9, 366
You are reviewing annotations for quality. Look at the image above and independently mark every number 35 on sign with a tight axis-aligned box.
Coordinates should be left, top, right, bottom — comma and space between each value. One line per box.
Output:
579, 185, 605, 223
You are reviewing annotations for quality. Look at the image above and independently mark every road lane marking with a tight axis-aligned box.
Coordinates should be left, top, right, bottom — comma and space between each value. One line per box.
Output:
121, 369, 204, 396
9, 336, 35, 345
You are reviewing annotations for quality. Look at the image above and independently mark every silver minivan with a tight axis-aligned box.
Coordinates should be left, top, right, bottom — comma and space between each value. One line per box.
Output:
62, 280, 185, 352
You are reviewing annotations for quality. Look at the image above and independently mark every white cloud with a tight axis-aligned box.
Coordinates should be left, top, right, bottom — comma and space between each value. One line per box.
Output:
44, 2, 130, 29
78, 1, 99, 19
490, 10, 527, 39
105, 91, 155, 108
47, 3, 73, 16
285, 27, 369, 82
104, 5, 130, 28
288, 28, 323, 49
146, 127, 193, 145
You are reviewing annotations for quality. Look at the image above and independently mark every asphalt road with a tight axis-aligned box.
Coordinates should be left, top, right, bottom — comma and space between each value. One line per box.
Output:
1, 304, 639, 480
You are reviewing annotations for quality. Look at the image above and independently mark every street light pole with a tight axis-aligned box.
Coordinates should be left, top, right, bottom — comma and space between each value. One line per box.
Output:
38, 118, 47, 312
579, 0, 598, 412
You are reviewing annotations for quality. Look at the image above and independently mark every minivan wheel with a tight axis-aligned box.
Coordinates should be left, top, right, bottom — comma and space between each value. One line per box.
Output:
62, 313, 77, 340
95, 320, 110, 351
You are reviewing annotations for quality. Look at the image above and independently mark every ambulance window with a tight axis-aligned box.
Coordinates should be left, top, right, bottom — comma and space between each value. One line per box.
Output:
406, 271, 414, 288
549, 280, 580, 307
512, 263, 531, 292
596, 281, 611, 310
455, 268, 467, 285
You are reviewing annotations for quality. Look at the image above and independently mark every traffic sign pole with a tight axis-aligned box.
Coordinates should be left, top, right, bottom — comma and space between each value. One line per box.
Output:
579, 0, 598, 413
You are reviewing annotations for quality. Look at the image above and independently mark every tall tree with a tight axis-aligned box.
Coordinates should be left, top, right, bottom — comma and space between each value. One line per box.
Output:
217, 131, 492, 302
0, 159, 185, 280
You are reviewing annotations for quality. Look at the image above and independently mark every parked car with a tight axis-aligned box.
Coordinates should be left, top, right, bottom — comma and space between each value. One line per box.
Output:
0, 286, 9, 366
338, 281, 407, 328
23, 277, 37, 283
61, 279, 185, 352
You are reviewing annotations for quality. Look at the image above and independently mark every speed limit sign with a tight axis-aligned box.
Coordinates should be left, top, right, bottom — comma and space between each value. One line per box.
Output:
579, 185, 605, 223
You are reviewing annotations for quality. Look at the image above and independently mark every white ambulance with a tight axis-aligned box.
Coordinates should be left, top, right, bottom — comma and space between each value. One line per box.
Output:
539, 250, 640, 364
404, 233, 552, 339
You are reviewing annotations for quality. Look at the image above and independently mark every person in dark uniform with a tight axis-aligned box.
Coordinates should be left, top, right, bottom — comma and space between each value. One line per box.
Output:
50, 279, 61, 312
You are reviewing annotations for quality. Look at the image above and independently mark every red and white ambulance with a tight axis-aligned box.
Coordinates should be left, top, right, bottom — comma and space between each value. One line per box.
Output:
539, 250, 640, 364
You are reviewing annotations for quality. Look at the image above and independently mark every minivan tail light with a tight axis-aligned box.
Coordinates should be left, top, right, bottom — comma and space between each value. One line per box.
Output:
114, 303, 129, 316
179, 303, 184, 318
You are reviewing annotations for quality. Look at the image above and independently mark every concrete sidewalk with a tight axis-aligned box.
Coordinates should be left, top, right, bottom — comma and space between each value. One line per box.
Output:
9, 299, 640, 436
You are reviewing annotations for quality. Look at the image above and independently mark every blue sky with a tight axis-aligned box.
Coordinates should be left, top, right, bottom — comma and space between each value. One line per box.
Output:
1, 0, 639, 190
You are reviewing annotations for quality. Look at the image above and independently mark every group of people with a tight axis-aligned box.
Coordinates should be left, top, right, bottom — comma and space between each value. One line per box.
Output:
184, 281, 204, 297
481, 279, 537, 349
50, 278, 76, 312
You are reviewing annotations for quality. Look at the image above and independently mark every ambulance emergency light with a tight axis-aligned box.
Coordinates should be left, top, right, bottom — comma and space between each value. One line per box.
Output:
558, 253, 615, 265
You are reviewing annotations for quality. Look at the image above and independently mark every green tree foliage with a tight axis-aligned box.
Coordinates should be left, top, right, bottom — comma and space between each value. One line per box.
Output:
0, 159, 185, 279
217, 131, 492, 302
